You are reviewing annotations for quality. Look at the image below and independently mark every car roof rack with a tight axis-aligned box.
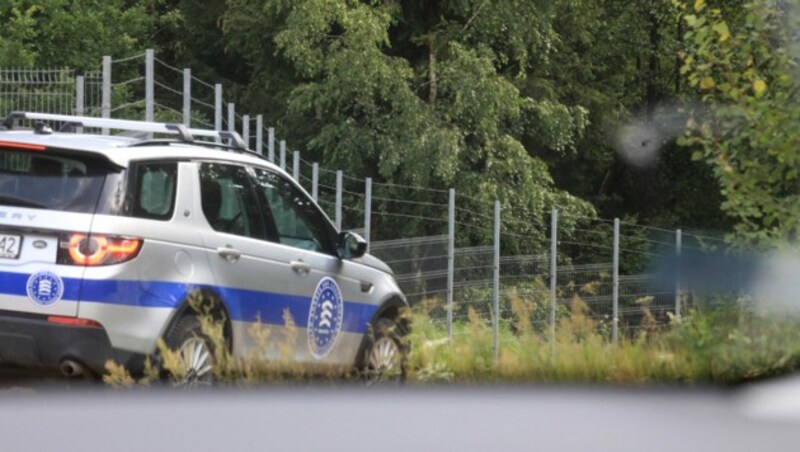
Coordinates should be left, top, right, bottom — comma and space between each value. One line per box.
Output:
1, 111, 249, 152
128, 138, 268, 160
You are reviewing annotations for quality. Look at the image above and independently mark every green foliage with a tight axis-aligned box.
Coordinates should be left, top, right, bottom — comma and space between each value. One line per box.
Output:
220, 0, 593, 250
0, 0, 776, 242
0, 3, 38, 67
676, 0, 800, 246
544, 0, 731, 231
0, 0, 153, 70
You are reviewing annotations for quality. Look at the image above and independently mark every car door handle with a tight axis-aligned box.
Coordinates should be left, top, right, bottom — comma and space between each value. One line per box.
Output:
217, 246, 242, 262
290, 260, 311, 275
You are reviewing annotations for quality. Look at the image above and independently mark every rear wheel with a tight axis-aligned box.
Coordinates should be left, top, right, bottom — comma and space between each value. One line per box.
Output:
164, 315, 214, 387
361, 317, 407, 385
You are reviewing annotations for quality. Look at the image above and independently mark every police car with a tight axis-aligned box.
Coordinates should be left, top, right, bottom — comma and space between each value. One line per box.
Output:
0, 111, 408, 383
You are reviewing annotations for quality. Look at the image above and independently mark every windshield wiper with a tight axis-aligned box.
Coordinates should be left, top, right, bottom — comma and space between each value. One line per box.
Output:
0, 195, 47, 209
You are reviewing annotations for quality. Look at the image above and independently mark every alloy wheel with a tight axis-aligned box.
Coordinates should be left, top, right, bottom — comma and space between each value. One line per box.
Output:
176, 336, 214, 386
365, 336, 403, 384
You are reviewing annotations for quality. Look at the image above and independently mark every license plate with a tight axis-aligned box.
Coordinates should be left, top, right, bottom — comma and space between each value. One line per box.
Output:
0, 234, 22, 259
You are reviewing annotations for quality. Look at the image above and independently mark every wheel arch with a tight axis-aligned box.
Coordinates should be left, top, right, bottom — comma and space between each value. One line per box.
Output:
353, 294, 409, 369
370, 295, 409, 330
161, 286, 233, 352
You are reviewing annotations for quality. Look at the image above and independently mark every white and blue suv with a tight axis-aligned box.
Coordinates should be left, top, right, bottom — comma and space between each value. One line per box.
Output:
0, 112, 407, 382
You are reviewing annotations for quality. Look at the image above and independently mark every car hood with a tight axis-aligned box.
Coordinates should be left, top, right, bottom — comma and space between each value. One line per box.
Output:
353, 253, 394, 275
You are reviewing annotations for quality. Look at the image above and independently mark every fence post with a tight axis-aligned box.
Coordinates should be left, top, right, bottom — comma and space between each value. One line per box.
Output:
182, 68, 191, 127
101, 56, 111, 135
227, 103, 235, 133
364, 178, 372, 248
292, 151, 300, 182
280, 140, 287, 170
492, 200, 501, 363
242, 115, 250, 146
75, 76, 84, 116
549, 209, 558, 358
335, 170, 343, 230
675, 229, 682, 319
145, 49, 154, 124
612, 218, 620, 345
447, 188, 455, 343
312, 163, 319, 201
256, 115, 263, 155
75, 76, 84, 133
214, 84, 222, 134
268, 127, 275, 163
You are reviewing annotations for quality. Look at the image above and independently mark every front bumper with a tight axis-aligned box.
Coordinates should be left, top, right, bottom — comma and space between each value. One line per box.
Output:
0, 310, 142, 376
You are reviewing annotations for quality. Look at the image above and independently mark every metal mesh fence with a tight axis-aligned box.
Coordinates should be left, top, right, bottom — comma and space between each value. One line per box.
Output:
371, 235, 449, 307
452, 245, 494, 325
371, 182, 450, 242
618, 273, 673, 333
500, 254, 551, 332
84, 71, 103, 117
0, 69, 78, 117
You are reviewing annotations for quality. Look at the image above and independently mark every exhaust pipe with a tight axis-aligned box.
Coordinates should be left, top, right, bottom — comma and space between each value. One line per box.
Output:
60, 359, 84, 378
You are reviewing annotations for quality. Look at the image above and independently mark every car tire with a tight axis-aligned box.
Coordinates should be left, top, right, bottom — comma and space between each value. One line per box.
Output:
163, 314, 215, 387
360, 317, 407, 385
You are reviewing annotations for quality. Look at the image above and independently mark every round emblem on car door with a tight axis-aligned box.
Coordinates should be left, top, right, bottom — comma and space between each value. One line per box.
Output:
307, 277, 345, 359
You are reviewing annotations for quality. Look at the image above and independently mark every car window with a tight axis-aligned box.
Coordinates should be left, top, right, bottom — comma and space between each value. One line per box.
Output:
199, 162, 264, 239
131, 162, 177, 220
252, 168, 335, 254
0, 149, 117, 213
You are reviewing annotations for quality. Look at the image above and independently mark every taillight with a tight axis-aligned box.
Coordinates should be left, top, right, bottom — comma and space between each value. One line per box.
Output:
47, 316, 102, 328
58, 233, 142, 266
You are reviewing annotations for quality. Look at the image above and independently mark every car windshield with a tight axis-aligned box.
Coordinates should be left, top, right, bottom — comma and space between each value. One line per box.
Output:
6, 4, 800, 447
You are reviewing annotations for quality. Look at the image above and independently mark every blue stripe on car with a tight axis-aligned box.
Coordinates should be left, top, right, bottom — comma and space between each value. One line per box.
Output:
0, 271, 377, 334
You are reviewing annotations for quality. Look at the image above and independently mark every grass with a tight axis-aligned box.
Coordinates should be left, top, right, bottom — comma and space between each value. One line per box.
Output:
407, 294, 800, 385
104, 308, 324, 387
104, 292, 800, 387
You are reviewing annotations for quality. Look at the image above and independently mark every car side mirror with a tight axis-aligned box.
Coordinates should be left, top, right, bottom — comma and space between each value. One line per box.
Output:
337, 231, 367, 260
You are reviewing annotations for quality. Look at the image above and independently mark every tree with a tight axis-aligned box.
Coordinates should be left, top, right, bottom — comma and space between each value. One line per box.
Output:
677, 0, 800, 245
542, 0, 731, 232
0, 0, 152, 70
222, 0, 594, 250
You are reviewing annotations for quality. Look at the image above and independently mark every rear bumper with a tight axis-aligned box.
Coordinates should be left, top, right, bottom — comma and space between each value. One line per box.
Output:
0, 310, 142, 376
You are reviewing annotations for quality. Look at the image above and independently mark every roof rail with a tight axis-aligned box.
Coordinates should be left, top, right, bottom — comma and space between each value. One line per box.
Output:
2, 111, 248, 151
128, 138, 268, 160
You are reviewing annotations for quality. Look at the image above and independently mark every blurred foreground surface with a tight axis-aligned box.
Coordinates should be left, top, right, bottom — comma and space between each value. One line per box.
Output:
1, 381, 800, 451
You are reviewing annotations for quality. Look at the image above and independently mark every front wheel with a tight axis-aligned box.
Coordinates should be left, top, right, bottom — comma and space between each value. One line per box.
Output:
361, 317, 407, 385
